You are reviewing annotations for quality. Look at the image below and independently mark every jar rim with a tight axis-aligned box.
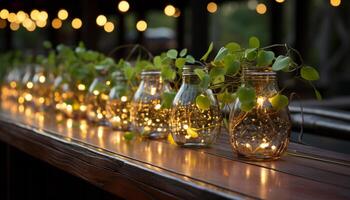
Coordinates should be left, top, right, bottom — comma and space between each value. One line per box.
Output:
141, 70, 161, 76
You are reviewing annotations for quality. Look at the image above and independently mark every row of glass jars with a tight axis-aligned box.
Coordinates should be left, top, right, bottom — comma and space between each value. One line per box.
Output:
1, 64, 291, 161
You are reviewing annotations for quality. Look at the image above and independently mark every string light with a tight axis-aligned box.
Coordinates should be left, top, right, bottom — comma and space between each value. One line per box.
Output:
30, 9, 40, 20
118, 1, 130, 12
38, 11, 48, 21
207, 2, 218, 13
16, 11, 26, 23
164, 5, 176, 16
275, 0, 285, 3
136, 20, 147, 32
96, 15, 107, 26
104, 21, 114, 32
23, 18, 34, 28
52, 18, 62, 29
71, 18, 82, 29
0, 9, 9, 19
256, 3, 267, 14
36, 20, 47, 28
10, 22, 19, 31
330, 0, 341, 7
7, 13, 17, 23
0, 19, 6, 29
58, 9, 68, 20
26, 23, 36, 32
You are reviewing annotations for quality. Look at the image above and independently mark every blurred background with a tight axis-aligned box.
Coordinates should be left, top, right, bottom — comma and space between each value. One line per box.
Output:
0, 0, 350, 153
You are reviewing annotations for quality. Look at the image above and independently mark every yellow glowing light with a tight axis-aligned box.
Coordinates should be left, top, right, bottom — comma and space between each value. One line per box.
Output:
154, 104, 161, 110
164, 5, 176, 16
173, 8, 181, 18
26, 23, 36, 32
58, 9, 68, 20
38, 11, 48, 21
80, 105, 87, 112
10, 22, 19, 31
260, 142, 269, 149
39, 75, 46, 83
207, 2, 218, 13
66, 104, 73, 112
23, 18, 34, 28
66, 118, 73, 128
96, 15, 107, 26
121, 96, 127, 102
77, 84, 86, 91
0, 9, 9, 19
93, 90, 100, 96
103, 21, 114, 32
275, 0, 285, 3
36, 20, 47, 28
18, 105, 25, 112
39, 97, 45, 104
16, 11, 26, 22
26, 81, 34, 89
256, 3, 267, 14
10, 81, 16, 88
330, 0, 341, 7
118, 1, 130, 12
51, 18, 62, 29
0, 19, 6, 29
106, 81, 111, 85
271, 145, 277, 150
24, 94, 33, 101
18, 96, 25, 104
71, 18, 82, 29
7, 13, 17, 23
257, 96, 265, 107
136, 20, 147, 32
30, 9, 40, 20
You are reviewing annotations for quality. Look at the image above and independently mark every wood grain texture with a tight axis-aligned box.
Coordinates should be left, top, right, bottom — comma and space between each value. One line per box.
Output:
0, 103, 349, 200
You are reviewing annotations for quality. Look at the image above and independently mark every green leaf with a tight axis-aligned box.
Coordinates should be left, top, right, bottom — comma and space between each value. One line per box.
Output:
257, 50, 275, 67
272, 55, 291, 71
194, 68, 206, 80
186, 127, 199, 138
212, 75, 225, 85
185, 55, 195, 64
167, 49, 178, 59
196, 94, 211, 111
153, 56, 162, 68
245, 48, 257, 61
124, 132, 135, 141
269, 94, 289, 110
225, 42, 241, 53
199, 74, 210, 89
237, 86, 256, 112
249, 36, 260, 48
180, 48, 187, 57
161, 66, 176, 81
43, 41, 52, 49
175, 58, 186, 69
214, 47, 228, 62
200, 42, 213, 61
123, 66, 135, 80
301, 66, 320, 81
161, 91, 177, 109
223, 55, 240, 75
217, 90, 236, 104
209, 67, 226, 80
314, 88, 322, 100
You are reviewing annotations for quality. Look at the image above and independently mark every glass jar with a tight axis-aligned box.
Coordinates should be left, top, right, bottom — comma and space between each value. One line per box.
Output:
86, 73, 110, 125
19, 66, 36, 107
171, 65, 221, 147
131, 70, 171, 139
229, 67, 291, 161
106, 71, 131, 131
31, 67, 54, 110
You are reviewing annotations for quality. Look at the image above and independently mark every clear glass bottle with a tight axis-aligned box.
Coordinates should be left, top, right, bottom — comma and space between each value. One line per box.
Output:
106, 71, 131, 131
171, 65, 221, 147
31, 67, 54, 110
131, 70, 171, 139
229, 67, 291, 161
86, 71, 110, 125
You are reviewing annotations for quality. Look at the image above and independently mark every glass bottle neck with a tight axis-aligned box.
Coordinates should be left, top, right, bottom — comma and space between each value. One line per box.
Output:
242, 68, 278, 95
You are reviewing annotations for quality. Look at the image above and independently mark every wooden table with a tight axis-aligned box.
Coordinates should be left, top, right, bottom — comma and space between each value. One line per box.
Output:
0, 101, 350, 200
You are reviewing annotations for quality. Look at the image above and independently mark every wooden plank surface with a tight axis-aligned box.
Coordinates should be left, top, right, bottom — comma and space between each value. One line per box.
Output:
0, 102, 349, 200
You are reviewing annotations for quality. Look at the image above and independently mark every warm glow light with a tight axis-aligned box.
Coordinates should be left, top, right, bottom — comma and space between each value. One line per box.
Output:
71, 18, 82, 29
39, 75, 46, 83
58, 9, 68, 20
275, 0, 285, 3
26, 81, 34, 89
10, 22, 19, 31
0, 19, 6, 29
51, 18, 62, 29
207, 2, 218, 13
7, 13, 17, 23
173, 8, 181, 18
30, 9, 40, 20
23, 18, 34, 28
136, 20, 147, 32
93, 90, 100, 96
330, 0, 341, 7
96, 15, 107, 26
77, 84, 86, 91
36, 20, 47, 28
38, 11, 48, 21
164, 5, 176, 16
80, 105, 87, 112
257, 96, 265, 107
121, 96, 127, 102
0, 9, 9, 19
118, 1, 130, 12
26, 23, 36, 32
24, 94, 33, 101
106, 81, 111, 85
16, 11, 26, 22
256, 3, 267, 14
103, 21, 114, 32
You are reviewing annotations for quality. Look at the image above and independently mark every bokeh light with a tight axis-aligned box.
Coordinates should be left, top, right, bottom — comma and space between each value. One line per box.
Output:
207, 2, 218, 13
96, 15, 107, 26
58, 9, 69, 20
256, 3, 267, 14
0, 9, 9, 19
30, 9, 40, 21
104, 21, 115, 32
136, 20, 147, 32
10, 22, 20, 31
71, 18, 82, 29
118, 1, 130, 12
330, 0, 341, 7
52, 18, 62, 29
164, 5, 176, 17
0, 19, 7, 29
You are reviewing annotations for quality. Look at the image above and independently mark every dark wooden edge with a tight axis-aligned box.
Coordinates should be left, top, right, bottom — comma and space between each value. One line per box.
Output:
0, 117, 253, 200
